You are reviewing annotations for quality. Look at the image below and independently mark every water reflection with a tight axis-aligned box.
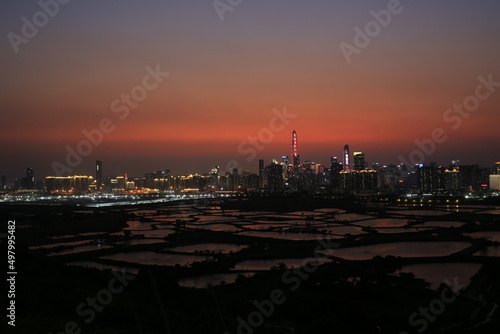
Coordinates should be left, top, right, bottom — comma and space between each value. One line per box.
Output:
356, 219, 409, 228
48, 244, 113, 256
419, 221, 465, 228
113, 239, 165, 246
320, 242, 471, 260
238, 231, 336, 241
123, 221, 155, 230
187, 224, 242, 232
178, 272, 254, 288
465, 231, 500, 242
66, 261, 139, 275
386, 210, 450, 216
168, 243, 247, 253
100, 251, 209, 266
29, 239, 93, 250
374, 227, 432, 234
130, 229, 175, 238
334, 213, 374, 221
232, 257, 332, 271
474, 246, 500, 257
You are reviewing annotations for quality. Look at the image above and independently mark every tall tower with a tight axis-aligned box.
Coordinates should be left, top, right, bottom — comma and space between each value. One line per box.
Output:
343, 145, 350, 171
96, 160, 102, 191
291, 130, 299, 171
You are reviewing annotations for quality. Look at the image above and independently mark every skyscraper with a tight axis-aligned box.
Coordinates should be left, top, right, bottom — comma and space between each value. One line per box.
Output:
418, 166, 439, 194
265, 161, 285, 192
291, 130, 299, 171
343, 145, 350, 171
96, 160, 102, 191
444, 166, 460, 192
26, 167, 34, 189
258, 159, 265, 189
353, 152, 365, 171
210, 166, 219, 188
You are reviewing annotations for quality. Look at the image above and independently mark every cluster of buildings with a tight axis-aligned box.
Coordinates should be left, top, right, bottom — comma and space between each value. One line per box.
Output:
2, 131, 499, 197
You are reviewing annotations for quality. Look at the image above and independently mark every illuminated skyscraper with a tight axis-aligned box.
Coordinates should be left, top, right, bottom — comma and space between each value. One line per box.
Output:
418, 166, 439, 193
96, 160, 102, 191
343, 145, 350, 171
490, 175, 500, 190
291, 130, 299, 171
210, 166, 219, 188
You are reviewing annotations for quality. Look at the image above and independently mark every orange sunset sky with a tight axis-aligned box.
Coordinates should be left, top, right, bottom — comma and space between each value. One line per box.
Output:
1, 0, 499, 179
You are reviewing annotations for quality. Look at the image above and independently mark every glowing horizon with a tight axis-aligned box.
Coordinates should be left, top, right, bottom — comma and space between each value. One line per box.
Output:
1, 1, 499, 179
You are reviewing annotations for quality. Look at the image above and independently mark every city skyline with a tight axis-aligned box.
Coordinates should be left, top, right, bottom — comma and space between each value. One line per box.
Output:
1, 1, 499, 181
0, 139, 499, 184
2, 134, 499, 183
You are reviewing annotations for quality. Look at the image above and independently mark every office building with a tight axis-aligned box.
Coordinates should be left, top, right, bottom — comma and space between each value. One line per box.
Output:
353, 152, 365, 171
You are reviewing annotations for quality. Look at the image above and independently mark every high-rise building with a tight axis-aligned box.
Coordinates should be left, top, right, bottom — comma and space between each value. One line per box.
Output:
418, 165, 439, 194
230, 168, 239, 190
265, 161, 285, 192
343, 145, 350, 171
96, 160, 102, 191
1, 175, 6, 190
459, 165, 480, 191
444, 166, 460, 192
496, 162, 500, 175
330, 157, 342, 190
490, 175, 500, 191
45, 175, 93, 194
116, 176, 126, 189
210, 166, 219, 188
353, 152, 365, 171
291, 130, 299, 171
338, 170, 378, 193
25, 167, 34, 189
258, 159, 265, 188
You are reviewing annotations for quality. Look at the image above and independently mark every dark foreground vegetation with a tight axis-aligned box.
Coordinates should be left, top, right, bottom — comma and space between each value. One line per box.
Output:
1, 196, 500, 333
